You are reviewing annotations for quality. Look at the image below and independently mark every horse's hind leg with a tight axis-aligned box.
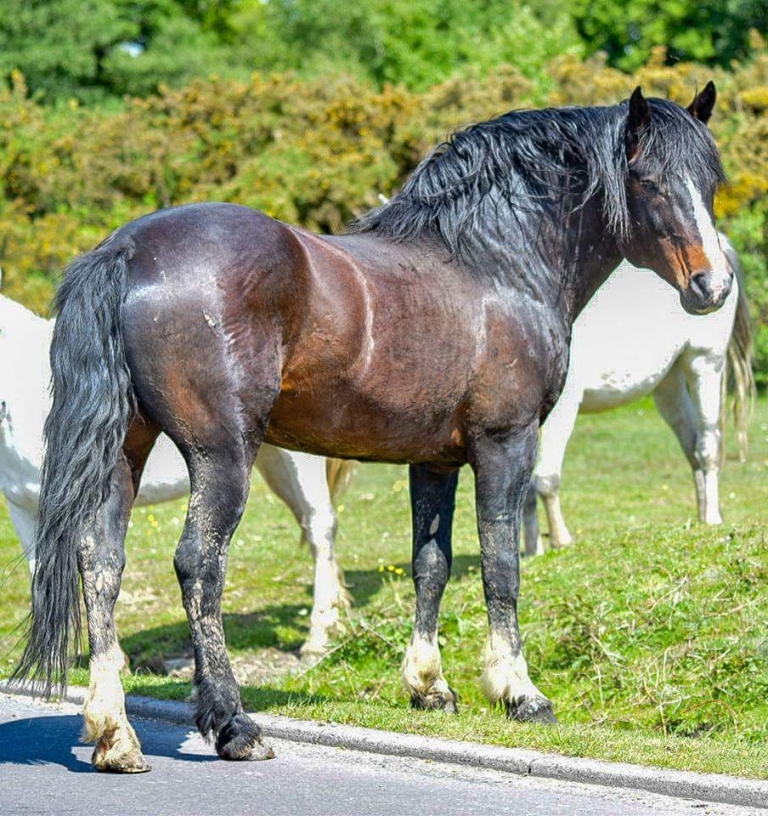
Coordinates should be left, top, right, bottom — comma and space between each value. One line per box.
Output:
521, 481, 544, 557
684, 351, 725, 524
81, 423, 158, 772
255, 447, 347, 660
402, 464, 459, 712
653, 358, 722, 524
174, 438, 274, 761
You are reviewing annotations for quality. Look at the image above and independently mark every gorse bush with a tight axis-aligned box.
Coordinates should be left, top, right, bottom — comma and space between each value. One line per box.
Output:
0, 44, 766, 377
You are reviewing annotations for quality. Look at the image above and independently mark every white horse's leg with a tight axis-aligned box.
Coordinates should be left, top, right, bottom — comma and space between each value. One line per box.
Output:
652, 361, 717, 523
255, 446, 347, 658
535, 385, 582, 549
684, 351, 725, 524
6, 501, 37, 573
521, 481, 545, 557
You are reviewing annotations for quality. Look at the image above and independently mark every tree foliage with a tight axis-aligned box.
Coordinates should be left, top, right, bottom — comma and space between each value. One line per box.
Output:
572, 0, 768, 70
0, 0, 230, 102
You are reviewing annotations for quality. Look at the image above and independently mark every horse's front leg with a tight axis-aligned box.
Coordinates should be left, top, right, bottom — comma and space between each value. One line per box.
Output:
6, 501, 37, 574
402, 464, 459, 712
685, 352, 725, 525
470, 428, 555, 723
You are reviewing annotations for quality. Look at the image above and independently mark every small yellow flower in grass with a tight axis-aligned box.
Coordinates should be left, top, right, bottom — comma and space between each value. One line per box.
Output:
378, 565, 385, 573
394, 568, 405, 576
147, 514, 156, 522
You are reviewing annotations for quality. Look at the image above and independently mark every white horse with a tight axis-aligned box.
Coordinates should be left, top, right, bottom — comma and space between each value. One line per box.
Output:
0, 278, 353, 657
523, 235, 754, 556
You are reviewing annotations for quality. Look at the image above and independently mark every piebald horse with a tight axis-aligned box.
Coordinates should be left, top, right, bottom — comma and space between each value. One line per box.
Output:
0, 282, 353, 657
17, 85, 731, 772
523, 235, 754, 555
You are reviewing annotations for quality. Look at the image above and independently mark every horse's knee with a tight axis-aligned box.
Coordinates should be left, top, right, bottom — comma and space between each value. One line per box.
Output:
413, 538, 451, 591
304, 505, 338, 555
535, 473, 560, 499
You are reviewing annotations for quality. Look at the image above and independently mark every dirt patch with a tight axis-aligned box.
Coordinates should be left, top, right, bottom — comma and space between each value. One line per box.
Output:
161, 647, 302, 686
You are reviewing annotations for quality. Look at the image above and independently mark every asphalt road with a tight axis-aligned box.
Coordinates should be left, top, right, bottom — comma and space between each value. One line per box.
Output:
0, 694, 760, 816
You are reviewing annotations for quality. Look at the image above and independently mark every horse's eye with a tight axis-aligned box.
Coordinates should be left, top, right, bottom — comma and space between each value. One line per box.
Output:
640, 178, 661, 195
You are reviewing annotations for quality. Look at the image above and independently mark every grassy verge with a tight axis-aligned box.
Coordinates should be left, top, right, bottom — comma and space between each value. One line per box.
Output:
2, 397, 767, 779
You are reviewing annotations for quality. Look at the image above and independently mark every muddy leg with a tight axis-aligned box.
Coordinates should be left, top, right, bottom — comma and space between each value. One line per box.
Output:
521, 481, 544, 557
80, 455, 149, 773
471, 427, 555, 723
402, 465, 459, 712
175, 442, 273, 761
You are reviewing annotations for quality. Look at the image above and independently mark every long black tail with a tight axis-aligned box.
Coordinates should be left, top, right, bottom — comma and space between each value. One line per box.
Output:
13, 239, 135, 695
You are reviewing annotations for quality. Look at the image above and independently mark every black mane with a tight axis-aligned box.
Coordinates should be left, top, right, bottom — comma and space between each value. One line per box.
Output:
351, 98, 725, 256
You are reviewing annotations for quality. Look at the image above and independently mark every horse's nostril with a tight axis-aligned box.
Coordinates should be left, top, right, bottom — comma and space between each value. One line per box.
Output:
689, 272, 712, 300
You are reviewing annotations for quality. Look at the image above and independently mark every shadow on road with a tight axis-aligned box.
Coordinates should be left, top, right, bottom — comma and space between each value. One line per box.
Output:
0, 713, 220, 771
0, 715, 94, 772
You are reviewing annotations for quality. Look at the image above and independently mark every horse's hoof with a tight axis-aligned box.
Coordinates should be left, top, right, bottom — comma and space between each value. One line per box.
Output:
299, 649, 324, 667
216, 714, 275, 761
299, 638, 330, 665
92, 741, 151, 773
506, 696, 556, 724
410, 687, 459, 714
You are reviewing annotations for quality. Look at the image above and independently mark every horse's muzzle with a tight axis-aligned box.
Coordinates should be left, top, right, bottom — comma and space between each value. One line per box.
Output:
680, 270, 732, 315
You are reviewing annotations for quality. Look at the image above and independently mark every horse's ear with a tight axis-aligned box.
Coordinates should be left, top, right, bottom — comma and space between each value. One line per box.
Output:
687, 81, 717, 124
626, 86, 650, 161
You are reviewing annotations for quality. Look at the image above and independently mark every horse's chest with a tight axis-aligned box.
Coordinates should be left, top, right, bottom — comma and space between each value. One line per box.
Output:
469, 309, 570, 428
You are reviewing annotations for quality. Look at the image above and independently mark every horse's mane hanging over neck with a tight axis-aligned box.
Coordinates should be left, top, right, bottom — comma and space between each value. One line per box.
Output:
351, 99, 724, 258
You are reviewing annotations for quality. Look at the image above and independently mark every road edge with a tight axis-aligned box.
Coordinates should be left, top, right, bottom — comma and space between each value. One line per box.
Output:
2, 681, 766, 809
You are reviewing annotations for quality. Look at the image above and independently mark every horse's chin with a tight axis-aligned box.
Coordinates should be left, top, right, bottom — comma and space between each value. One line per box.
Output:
678, 290, 726, 316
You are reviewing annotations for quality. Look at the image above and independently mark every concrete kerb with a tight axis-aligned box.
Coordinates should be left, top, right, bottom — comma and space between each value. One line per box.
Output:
2, 681, 766, 810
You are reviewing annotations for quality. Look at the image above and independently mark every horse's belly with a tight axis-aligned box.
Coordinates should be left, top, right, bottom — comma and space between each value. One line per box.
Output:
266, 387, 466, 465
572, 335, 682, 413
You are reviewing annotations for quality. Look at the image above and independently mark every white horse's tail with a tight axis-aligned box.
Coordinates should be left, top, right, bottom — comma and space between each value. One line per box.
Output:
326, 458, 357, 503
721, 239, 756, 463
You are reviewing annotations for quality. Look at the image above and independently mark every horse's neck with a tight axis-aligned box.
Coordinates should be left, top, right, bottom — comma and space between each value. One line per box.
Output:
558, 199, 623, 322
465, 195, 622, 327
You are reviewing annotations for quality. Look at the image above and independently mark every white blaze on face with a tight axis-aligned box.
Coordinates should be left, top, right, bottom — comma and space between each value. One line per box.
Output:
684, 177, 730, 299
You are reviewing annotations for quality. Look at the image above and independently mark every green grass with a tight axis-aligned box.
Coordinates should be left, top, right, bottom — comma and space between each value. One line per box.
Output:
2, 397, 767, 779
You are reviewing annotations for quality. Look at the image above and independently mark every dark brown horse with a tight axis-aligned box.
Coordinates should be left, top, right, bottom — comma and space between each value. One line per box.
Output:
17, 84, 730, 772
